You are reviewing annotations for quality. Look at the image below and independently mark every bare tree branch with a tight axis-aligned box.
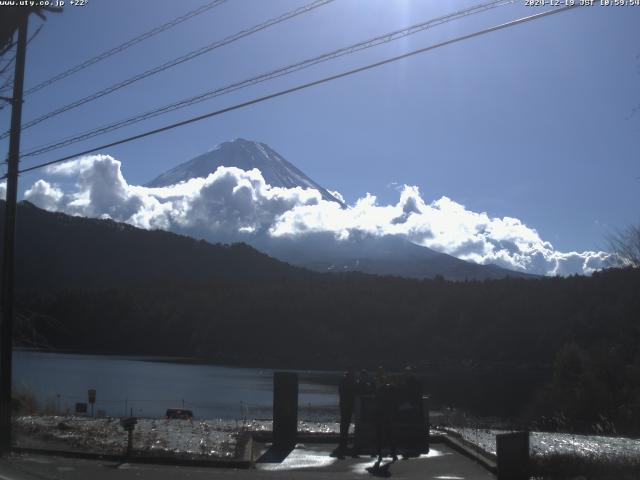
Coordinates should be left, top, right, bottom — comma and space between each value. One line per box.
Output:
608, 224, 640, 268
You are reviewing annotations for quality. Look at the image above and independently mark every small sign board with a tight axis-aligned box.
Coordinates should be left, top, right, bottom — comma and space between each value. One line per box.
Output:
120, 416, 137, 431
88, 389, 96, 404
75, 402, 88, 415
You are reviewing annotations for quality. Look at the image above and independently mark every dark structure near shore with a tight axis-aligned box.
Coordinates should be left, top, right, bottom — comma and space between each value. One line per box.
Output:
497, 431, 529, 480
273, 372, 298, 450
354, 391, 429, 457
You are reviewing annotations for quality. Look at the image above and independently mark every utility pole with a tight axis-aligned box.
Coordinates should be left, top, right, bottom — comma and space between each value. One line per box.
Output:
0, 15, 28, 453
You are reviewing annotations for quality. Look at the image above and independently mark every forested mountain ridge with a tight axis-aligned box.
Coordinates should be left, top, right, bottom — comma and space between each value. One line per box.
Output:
1, 200, 308, 290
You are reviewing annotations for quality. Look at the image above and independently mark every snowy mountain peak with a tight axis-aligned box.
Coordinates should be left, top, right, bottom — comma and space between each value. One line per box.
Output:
147, 138, 344, 206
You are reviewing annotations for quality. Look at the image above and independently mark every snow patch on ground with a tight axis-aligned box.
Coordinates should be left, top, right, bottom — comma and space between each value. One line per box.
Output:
446, 427, 640, 461
15, 416, 237, 458
14, 416, 341, 459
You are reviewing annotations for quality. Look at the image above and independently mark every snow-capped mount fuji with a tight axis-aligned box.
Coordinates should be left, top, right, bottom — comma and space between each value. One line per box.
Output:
147, 138, 532, 280
147, 138, 344, 206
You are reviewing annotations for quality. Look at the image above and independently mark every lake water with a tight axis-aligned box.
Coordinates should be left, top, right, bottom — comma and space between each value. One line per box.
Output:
13, 350, 340, 421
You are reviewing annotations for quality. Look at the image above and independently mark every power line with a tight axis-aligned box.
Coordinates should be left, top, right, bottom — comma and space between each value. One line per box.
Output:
0, 53, 17, 77
15, 5, 579, 178
21, 0, 513, 159
0, 17, 44, 82
18, 0, 229, 97
0, 64, 15, 94
0, 24, 43, 111
0, 0, 335, 140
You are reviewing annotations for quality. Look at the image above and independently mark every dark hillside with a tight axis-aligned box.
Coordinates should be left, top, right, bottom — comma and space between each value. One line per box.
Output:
1, 201, 307, 290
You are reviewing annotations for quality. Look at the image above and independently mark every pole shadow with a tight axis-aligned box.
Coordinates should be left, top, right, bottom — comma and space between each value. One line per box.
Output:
255, 444, 295, 464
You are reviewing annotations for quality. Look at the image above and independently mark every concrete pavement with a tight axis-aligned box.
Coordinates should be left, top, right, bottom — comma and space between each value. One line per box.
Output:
0, 443, 495, 480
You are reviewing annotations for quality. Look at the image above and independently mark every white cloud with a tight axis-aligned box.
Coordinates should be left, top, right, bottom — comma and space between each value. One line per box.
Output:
29, 154, 322, 241
24, 154, 613, 276
24, 180, 64, 211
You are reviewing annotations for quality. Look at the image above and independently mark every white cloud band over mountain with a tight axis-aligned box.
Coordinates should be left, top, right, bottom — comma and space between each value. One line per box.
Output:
23, 154, 611, 276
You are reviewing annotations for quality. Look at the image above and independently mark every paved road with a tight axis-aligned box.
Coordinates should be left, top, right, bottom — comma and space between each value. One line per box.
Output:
0, 444, 495, 479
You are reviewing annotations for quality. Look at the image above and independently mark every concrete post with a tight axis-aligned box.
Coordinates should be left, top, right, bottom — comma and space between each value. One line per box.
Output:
496, 431, 529, 480
273, 372, 298, 449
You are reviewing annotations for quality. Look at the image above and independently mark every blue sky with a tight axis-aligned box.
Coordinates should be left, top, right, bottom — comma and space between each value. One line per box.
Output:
1, 0, 639, 254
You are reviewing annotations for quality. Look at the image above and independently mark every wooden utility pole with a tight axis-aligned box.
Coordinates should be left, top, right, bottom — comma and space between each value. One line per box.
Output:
0, 14, 28, 453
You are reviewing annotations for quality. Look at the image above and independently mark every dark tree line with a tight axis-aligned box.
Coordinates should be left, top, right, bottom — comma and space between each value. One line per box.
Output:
15, 268, 640, 434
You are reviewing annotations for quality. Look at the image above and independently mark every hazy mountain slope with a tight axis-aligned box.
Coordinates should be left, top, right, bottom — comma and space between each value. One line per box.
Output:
255, 233, 535, 280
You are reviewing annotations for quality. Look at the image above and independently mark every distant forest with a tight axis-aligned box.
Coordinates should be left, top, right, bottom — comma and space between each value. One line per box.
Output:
5, 201, 640, 434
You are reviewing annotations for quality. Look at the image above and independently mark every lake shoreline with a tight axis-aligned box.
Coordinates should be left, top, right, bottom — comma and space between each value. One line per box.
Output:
14, 346, 345, 376
13, 349, 341, 421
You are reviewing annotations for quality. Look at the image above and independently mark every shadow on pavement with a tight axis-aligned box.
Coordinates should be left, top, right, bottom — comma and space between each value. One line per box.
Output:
255, 444, 295, 463
366, 459, 395, 477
